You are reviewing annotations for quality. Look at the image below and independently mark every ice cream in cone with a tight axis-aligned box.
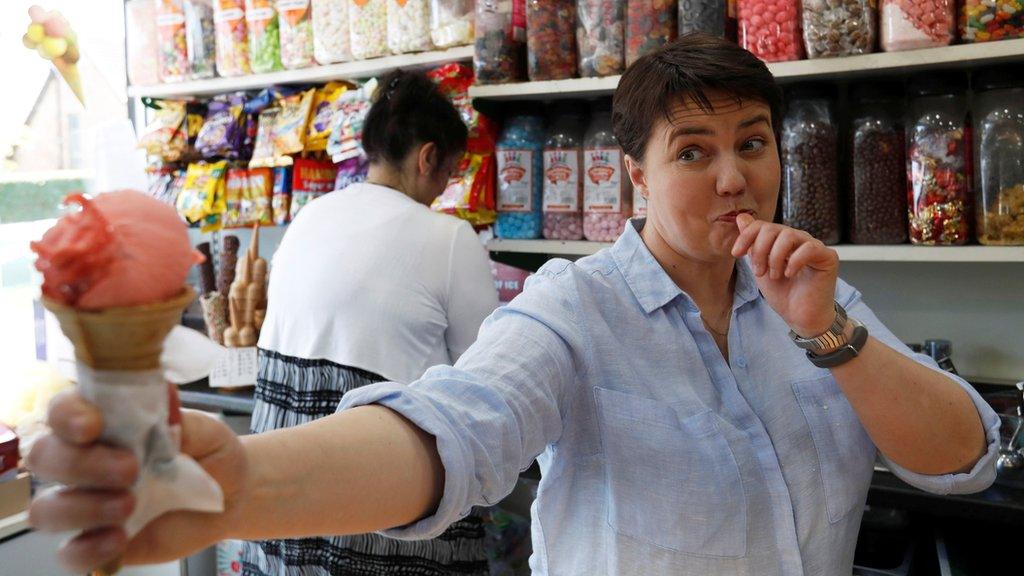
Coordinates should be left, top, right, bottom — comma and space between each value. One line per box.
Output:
23, 6, 85, 106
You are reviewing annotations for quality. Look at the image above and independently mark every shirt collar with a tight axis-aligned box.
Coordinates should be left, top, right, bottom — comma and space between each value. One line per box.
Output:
611, 218, 761, 315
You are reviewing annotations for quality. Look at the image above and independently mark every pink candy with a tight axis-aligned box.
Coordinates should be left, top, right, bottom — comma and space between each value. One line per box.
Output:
738, 0, 804, 62
543, 213, 583, 240
583, 213, 629, 242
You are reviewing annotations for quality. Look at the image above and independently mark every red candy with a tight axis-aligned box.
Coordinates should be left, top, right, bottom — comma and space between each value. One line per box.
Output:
738, 0, 804, 62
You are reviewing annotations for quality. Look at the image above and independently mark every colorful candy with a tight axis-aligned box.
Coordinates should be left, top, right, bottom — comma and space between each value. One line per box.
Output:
496, 115, 545, 239
737, 0, 804, 62
961, 0, 1024, 42
277, 0, 315, 69
974, 80, 1024, 244
311, 0, 352, 64
126, 0, 160, 85
214, 0, 252, 76
350, 0, 389, 60
626, 0, 677, 66
543, 116, 584, 240
388, 0, 435, 54
185, 0, 217, 79
527, 0, 577, 81
881, 0, 955, 51
583, 112, 631, 242
430, 0, 475, 48
157, 0, 190, 83
802, 0, 875, 58
246, 0, 284, 72
475, 0, 526, 84
907, 96, 970, 245
678, 0, 725, 37
577, 0, 626, 77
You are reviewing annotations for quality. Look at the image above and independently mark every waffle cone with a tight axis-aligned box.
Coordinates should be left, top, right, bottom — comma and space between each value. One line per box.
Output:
53, 58, 84, 106
43, 287, 195, 371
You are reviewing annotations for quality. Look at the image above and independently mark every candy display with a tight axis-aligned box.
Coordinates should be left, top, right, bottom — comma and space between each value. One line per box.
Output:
185, 0, 217, 79
388, 0, 435, 53
350, 0, 389, 60
880, 0, 954, 51
626, 0, 676, 66
278, 0, 316, 69
973, 73, 1024, 245
474, 0, 526, 84
961, 0, 1024, 42
907, 82, 970, 245
849, 86, 907, 244
272, 166, 293, 224
738, 0, 803, 62
780, 95, 840, 245
307, 82, 350, 152
290, 157, 339, 219
195, 94, 247, 158
246, 167, 276, 224
272, 88, 316, 161
157, 0, 190, 82
246, 0, 284, 72
543, 114, 584, 240
177, 160, 229, 231
496, 115, 545, 239
311, 0, 352, 64
577, 0, 626, 77
677, 0, 725, 37
430, 0, 475, 47
249, 106, 281, 168
214, 0, 252, 76
139, 101, 188, 162
526, 0, 577, 81
127, 0, 161, 85
802, 0, 875, 58
583, 111, 631, 242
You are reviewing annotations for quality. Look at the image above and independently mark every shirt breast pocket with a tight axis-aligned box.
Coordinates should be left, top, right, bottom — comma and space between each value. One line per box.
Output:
791, 376, 877, 524
594, 386, 747, 559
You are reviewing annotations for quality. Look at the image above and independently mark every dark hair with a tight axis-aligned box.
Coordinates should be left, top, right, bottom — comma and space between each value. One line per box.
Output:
362, 69, 468, 172
612, 33, 783, 161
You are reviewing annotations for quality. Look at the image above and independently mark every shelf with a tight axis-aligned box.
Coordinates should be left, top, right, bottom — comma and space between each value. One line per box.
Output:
469, 39, 1024, 100
128, 46, 474, 99
0, 512, 29, 541
487, 239, 1024, 262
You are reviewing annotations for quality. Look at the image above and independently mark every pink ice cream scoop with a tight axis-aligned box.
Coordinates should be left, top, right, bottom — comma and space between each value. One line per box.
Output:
31, 191, 202, 310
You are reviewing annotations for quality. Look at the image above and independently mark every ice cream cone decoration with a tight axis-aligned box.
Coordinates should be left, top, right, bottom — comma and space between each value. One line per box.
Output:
223, 224, 269, 348
22, 6, 84, 106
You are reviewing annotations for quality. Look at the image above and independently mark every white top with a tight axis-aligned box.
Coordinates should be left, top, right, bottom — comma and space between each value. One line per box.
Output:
258, 183, 500, 384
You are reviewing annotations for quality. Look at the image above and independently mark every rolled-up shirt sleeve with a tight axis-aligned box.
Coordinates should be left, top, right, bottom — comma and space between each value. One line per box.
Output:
336, 261, 585, 539
836, 279, 1001, 495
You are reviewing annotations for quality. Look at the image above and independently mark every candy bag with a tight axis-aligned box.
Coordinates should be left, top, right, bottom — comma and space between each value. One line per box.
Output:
328, 80, 377, 162
157, 0, 190, 82
214, 0, 252, 76
334, 155, 369, 190
139, 101, 188, 161
278, 0, 316, 69
224, 167, 249, 227
290, 157, 338, 219
246, 0, 284, 72
272, 88, 316, 162
246, 167, 275, 225
249, 107, 281, 168
272, 166, 292, 225
178, 161, 229, 231
196, 95, 246, 158
184, 0, 217, 79
306, 82, 350, 152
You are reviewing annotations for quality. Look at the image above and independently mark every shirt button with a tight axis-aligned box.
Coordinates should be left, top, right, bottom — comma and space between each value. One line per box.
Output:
736, 358, 747, 368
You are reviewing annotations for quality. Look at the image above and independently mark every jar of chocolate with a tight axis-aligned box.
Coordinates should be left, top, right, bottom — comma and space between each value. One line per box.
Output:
849, 82, 908, 244
973, 66, 1024, 246
781, 87, 840, 245
906, 73, 971, 245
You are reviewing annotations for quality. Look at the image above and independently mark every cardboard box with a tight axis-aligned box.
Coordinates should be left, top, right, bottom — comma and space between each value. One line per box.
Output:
0, 473, 30, 519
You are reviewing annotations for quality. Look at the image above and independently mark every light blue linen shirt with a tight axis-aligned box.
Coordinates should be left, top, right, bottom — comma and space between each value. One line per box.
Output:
337, 219, 1001, 576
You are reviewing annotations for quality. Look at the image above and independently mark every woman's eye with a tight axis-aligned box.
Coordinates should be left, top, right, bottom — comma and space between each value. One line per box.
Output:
742, 138, 767, 152
678, 148, 705, 162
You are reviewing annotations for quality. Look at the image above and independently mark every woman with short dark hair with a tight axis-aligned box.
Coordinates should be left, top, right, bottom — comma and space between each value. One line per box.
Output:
30, 35, 1000, 576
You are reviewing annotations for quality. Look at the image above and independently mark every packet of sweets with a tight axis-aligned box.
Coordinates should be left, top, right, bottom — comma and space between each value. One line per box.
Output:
224, 167, 248, 227
272, 166, 292, 225
139, 101, 188, 161
289, 157, 337, 219
178, 161, 229, 229
247, 167, 275, 225
306, 82, 350, 152
333, 155, 368, 190
196, 96, 245, 158
272, 88, 316, 162
249, 107, 281, 168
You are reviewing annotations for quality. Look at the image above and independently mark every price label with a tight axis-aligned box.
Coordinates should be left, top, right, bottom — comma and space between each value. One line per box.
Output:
209, 347, 258, 388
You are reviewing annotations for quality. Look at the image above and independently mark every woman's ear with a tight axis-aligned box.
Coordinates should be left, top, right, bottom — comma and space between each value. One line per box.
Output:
624, 155, 648, 199
417, 142, 439, 176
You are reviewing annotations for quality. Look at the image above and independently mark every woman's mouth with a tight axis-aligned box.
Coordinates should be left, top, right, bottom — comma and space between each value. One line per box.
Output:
716, 209, 755, 223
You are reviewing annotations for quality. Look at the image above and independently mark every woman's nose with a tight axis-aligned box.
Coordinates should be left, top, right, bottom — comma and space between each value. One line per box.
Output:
715, 155, 747, 197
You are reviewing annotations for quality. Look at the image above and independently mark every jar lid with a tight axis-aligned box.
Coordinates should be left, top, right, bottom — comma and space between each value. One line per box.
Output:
906, 71, 968, 97
784, 82, 835, 101
973, 65, 1024, 92
851, 81, 904, 103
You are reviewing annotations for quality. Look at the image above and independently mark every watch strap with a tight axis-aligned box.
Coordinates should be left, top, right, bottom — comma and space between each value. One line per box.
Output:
806, 318, 869, 369
789, 302, 849, 352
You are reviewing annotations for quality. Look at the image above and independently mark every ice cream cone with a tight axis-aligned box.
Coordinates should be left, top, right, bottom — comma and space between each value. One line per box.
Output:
43, 287, 195, 371
52, 57, 84, 106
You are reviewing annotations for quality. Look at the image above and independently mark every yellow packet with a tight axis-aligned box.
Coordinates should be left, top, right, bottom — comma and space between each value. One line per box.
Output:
306, 81, 350, 152
272, 88, 316, 163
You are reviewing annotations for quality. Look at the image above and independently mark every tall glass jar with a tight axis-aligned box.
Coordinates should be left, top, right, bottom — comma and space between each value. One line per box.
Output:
678, 0, 726, 37
430, 0, 475, 48
577, 0, 626, 78
738, 0, 803, 62
961, 0, 1024, 43
543, 113, 585, 240
626, 0, 676, 66
527, 0, 577, 81
246, 0, 284, 73
802, 0, 875, 58
781, 92, 840, 244
475, 0, 526, 84
906, 75, 971, 245
583, 110, 632, 242
973, 69, 1024, 245
496, 115, 545, 239
849, 83, 907, 244
881, 0, 954, 51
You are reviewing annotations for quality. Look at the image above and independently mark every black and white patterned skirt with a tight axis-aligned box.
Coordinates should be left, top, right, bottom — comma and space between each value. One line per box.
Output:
241, 349, 490, 576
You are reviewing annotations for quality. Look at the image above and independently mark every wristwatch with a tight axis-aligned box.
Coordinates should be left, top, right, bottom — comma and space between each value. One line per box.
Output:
789, 302, 870, 368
